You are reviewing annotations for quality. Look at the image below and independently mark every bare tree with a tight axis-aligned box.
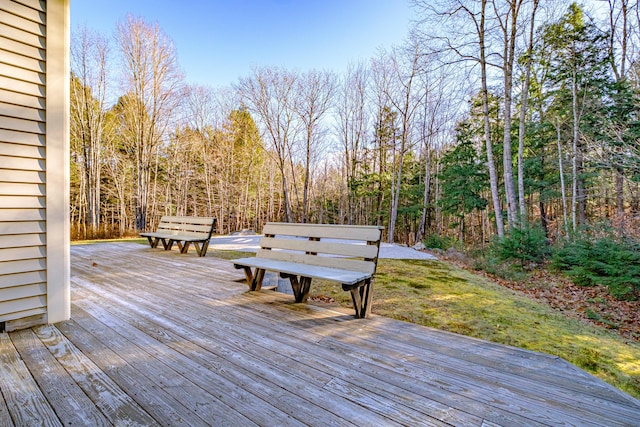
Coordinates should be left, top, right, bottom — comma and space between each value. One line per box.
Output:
116, 15, 183, 231
517, 0, 539, 219
70, 25, 110, 236
412, 0, 506, 237
294, 70, 336, 223
336, 62, 369, 224
238, 67, 299, 222
385, 43, 426, 243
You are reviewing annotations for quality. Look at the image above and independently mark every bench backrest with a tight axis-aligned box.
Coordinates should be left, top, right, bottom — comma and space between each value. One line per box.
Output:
258, 222, 383, 275
156, 216, 216, 239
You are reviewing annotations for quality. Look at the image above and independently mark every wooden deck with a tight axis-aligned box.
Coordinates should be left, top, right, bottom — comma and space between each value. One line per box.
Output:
2, 242, 639, 426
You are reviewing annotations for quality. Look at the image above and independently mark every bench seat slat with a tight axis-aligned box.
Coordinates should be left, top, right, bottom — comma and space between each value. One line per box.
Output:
259, 237, 379, 259
256, 249, 376, 275
263, 222, 381, 242
232, 257, 370, 285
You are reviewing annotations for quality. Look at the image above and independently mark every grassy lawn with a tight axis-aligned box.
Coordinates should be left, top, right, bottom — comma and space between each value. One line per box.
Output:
306, 258, 640, 399
71, 240, 640, 399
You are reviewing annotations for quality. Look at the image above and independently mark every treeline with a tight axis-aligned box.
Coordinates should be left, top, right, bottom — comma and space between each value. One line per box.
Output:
72, 2, 640, 249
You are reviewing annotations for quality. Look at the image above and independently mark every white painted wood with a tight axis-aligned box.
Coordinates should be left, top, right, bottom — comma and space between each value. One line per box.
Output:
12, 0, 45, 13
0, 220, 45, 234
44, 0, 71, 324
0, 102, 45, 123
0, 62, 45, 85
0, 155, 45, 171
0, 142, 45, 158
0, 245, 45, 262
0, 208, 45, 221
0, 22, 45, 47
0, 196, 45, 209
0, 306, 45, 323
0, 1, 44, 22
0, 283, 45, 301
0, 115, 44, 133
0, 183, 45, 196
0, 36, 44, 61
0, 88, 45, 110
0, 10, 45, 36
0, 233, 44, 248
0, 76, 44, 97
0, 258, 45, 276
0, 170, 45, 184
0, 270, 46, 288
0, 294, 46, 315
0, 127, 45, 145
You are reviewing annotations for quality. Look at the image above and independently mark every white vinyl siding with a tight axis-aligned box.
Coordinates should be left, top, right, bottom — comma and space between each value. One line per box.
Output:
0, 0, 69, 326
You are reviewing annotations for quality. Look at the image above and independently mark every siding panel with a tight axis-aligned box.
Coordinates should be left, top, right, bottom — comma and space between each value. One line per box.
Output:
0, 142, 44, 158
0, 49, 45, 73
0, 127, 45, 145
0, 22, 45, 47
0, 258, 46, 275
0, 182, 45, 196
0, 1, 45, 23
0, 11, 44, 37
0, 196, 45, 209
0, 155, 45, 171
0, 295, 47, 319
0, 271, 46, 288
0, 246, 45, 262
0, 0, 65, 327
0, 170, 45, 183
0, 283, 46, 301
0, 208, 44, 221
0, 234, 45, 248
0, 37, 44, 61
0, 75, 45, 97
0, 62, 45, 84
0, 220, 45, 234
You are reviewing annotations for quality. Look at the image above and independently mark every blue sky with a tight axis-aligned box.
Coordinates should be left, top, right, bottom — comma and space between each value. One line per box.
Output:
71, 0, 412, 88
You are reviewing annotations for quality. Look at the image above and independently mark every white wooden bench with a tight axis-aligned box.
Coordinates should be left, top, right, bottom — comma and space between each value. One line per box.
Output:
140, 216, 217, 257
231, 222, 383, 318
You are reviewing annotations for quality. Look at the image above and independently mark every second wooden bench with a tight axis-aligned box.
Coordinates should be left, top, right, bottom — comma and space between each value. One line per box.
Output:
140, 215, 217, 257
231, 222, 382, 318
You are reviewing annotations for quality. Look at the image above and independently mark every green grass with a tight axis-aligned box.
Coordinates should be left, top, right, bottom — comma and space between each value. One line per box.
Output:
308, 258, 640, 399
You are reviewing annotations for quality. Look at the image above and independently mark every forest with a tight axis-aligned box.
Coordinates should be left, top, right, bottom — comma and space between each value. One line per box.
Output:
71, 1, 640, 298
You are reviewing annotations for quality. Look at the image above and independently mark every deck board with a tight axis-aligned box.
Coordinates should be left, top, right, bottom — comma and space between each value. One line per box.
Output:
2, 242, 639, 426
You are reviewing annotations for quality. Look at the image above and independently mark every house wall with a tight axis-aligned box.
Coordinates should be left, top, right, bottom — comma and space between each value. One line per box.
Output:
0, 0, 69, 330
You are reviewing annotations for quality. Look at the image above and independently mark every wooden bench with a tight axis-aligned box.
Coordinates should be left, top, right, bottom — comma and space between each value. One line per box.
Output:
140, 216, 217, 257
231, 222, 383, 318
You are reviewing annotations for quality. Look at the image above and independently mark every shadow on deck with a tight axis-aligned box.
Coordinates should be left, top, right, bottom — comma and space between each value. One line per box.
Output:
1, 242, 639, 426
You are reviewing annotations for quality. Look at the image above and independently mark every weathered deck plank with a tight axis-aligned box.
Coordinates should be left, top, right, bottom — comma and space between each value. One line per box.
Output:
10, 328, 112, 426
2, 242, 639, 426
32, 324, 161, 425
0, 333, 61, 426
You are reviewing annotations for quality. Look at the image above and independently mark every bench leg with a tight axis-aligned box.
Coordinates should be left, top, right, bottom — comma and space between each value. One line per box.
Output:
283, 274, 312, 303
146, 236, 158, 248
160, 238, 171, 250
235, 265, 266, 291
345, 280, 373, 319
250, 268, 265, 291
176, 241, 191, 254
194, 240, 209, 257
